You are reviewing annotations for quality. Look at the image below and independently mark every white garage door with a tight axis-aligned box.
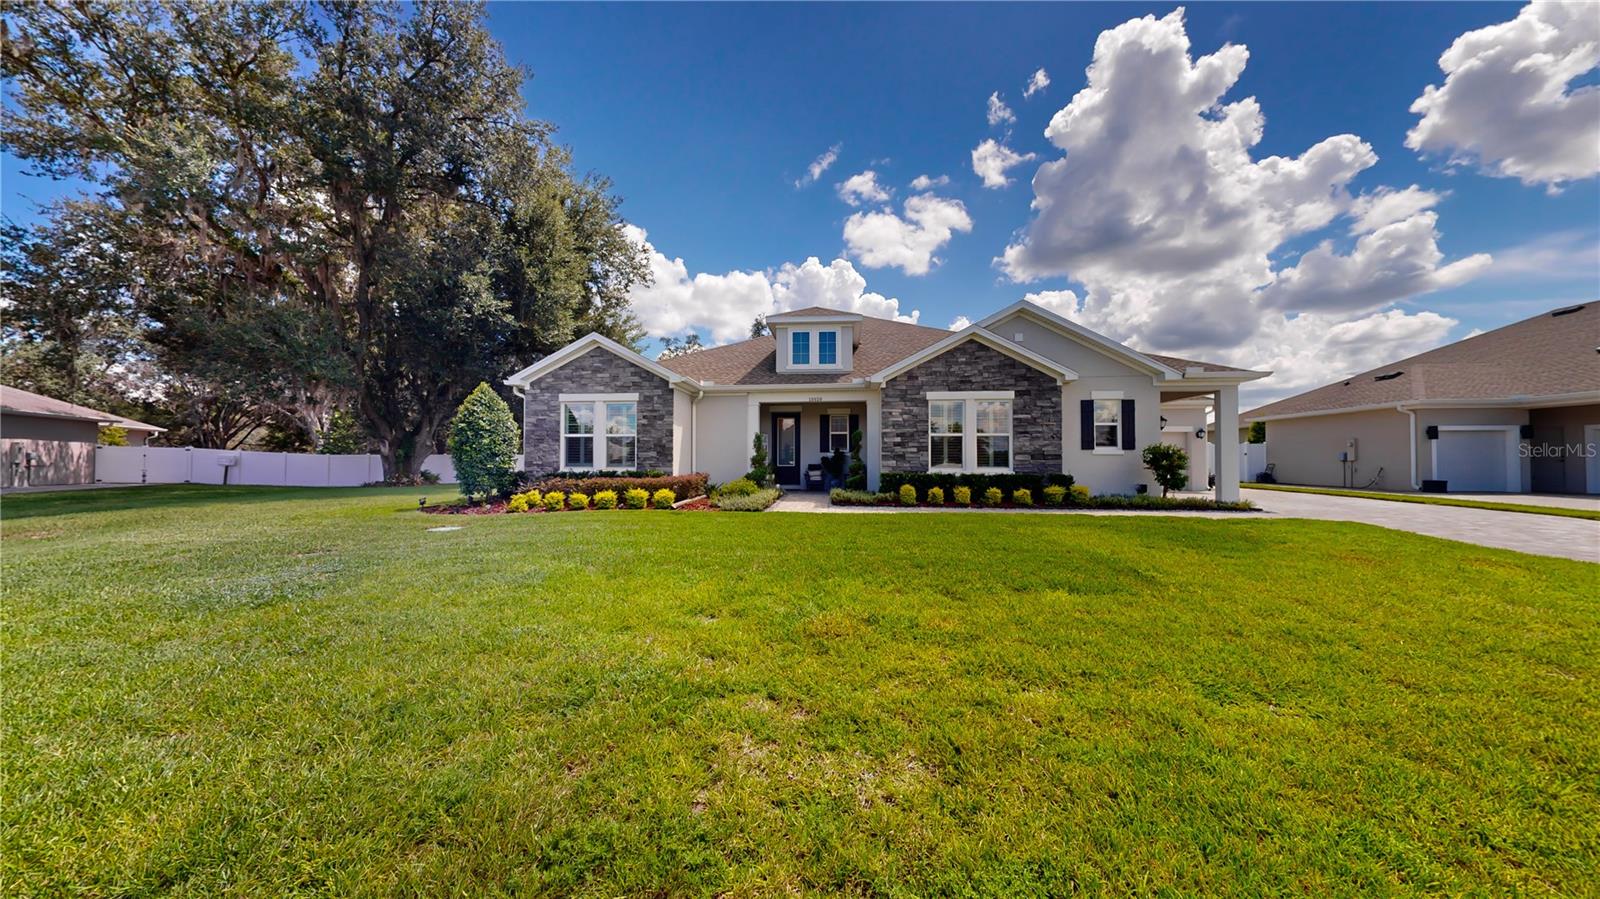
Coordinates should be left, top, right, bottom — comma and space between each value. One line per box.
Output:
1436, 430, 1510, 492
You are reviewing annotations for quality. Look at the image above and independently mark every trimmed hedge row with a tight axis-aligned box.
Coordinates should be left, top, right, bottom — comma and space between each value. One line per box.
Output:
829, 486, 1255, 512
878, 471, 1073, 497
715, 487, 782, 512
529, 472, 708, 502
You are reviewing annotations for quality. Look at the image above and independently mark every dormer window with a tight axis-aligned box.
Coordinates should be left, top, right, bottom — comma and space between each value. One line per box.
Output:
767, 309, 861, 374
818, 330, 838, 365
792, 331, 811, 365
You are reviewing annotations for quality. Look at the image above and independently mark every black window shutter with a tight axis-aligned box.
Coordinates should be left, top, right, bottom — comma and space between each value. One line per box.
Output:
849, 414, 860, 448
1121, 398, 1136, 450
820, 414, 829, 453
1080, 400, 1093, 450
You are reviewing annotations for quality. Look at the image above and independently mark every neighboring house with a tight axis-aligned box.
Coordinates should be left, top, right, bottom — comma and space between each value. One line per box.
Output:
0, 386, 166, 488
504, 302, 1268, 500
1243, 303, 1600, 495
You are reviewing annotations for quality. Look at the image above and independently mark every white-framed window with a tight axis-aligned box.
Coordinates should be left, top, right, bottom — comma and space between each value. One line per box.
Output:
818, 330, 839, 366
604, 402, 637, 468
1093, 394, 1122, 453
975, 398, 1011, 469
562, 402, 596, 469
559, 393, 639, 470
929, 400, 964, 469
791, 330, 811, 365
928, 391, 1013, 472
829, 413, 851, 453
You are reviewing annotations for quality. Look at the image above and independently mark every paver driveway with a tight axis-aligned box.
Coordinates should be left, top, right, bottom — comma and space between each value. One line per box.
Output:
1244, 488, 1600, 564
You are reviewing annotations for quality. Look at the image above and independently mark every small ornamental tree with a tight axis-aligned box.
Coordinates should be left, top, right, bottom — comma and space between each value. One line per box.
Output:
845, 428, 867, 490
97, 425, 128, 446
747, 432, 771, 486
447, 382, 520, 500
1141, 443, 1190, 497
1248, 421, 1266, 444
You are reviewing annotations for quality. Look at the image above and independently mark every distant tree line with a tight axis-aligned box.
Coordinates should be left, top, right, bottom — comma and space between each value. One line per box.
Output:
1, 0, 648, 474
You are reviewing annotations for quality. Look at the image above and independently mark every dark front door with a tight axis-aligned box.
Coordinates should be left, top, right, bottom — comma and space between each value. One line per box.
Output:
771, 412, 800, 487
1530, 425, 1567, 493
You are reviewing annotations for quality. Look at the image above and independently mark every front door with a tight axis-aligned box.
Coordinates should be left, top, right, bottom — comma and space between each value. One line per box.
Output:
771, 413, 800, 487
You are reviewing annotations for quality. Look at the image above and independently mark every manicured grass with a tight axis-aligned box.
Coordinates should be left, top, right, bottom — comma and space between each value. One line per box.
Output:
3, 486, 1597, 895
1243, 482, 1600, 520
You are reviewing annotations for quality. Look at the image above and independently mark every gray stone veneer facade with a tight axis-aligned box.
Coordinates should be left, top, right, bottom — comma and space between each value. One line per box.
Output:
523, 347, 674, 473
880, 340, 1062, 474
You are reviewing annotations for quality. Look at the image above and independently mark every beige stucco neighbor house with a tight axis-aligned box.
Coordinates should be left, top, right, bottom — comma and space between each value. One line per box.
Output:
504, 300, 1269, 500
1, 386, 166, 488
1243, 303, 1600, 495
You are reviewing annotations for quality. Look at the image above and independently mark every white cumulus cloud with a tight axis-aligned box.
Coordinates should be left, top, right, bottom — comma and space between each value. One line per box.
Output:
836, 170, 892, 207
795, 143, 842, 188
987, 91, 1016, 127
1024, 67, 1051, 99
971, 138, 1037, 189
910, 174, 950, 190
994, 8, 1489, 396
622, 225, 918, 347
1408, 0, 1600, 189
843, 193, 974, 276
948, 315, 972, 330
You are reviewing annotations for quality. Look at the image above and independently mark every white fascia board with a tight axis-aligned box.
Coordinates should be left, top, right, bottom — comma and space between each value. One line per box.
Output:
976, 300, 1183, 379
503, 333, 697, 389
868, 326, 1077, 385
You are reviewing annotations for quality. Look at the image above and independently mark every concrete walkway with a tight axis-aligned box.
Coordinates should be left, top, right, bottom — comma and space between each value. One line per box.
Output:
1244, 489, 1598, 564
770, 489, 1599, 563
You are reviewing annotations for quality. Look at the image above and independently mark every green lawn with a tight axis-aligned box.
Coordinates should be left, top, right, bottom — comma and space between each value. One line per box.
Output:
1243, 482, 1600, 520
3, 486, 1597, 895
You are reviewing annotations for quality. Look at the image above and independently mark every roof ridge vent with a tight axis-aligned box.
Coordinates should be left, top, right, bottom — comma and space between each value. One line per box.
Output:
1373, 371, 1404, 382
1551, 304, 1586, 317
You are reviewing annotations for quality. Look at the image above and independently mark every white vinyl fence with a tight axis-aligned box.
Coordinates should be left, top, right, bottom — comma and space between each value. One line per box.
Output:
1240, 443, 1268, 483
94, 446, 486, 487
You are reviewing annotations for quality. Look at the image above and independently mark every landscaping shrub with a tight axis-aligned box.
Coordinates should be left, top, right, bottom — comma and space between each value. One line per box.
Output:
593, 490, 618, 510
651, 488, 676, 509
1012, 488, 1033, 506
1043, 485, 1067, 506
953, 486, 972, 506
1142, 443, 1190, 496
720, 478, 760, 497
1070, 484, 1091, 503
879, 471, 1072, 498
926, 486, 945, 505
448, 382, 520, 499
568, 492, 590, 510
746, 433, 771, 487
899, 484, 917, 506
715, 487, 781, 511
830, 488, 890, 506
623, 488, 649, 510
983, 487, 1003, 507
845, 428, 867, 490
542, 491, 566, 511
529, 472, 708, 502
507, 491, 537, 513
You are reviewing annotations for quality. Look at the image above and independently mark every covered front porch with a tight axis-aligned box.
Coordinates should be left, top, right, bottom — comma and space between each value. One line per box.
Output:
754, 398, 872, 491
1160, 382, 1244, 502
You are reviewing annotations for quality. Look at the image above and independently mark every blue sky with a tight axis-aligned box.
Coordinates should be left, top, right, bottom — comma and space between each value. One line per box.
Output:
4, 2, 1596, 404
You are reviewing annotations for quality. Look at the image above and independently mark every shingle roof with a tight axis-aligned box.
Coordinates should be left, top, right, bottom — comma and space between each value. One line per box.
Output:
0, 385, 165, 432
659, 316, 952, 385
1139, 352, 1255, 374
1244, 303, 1600, 420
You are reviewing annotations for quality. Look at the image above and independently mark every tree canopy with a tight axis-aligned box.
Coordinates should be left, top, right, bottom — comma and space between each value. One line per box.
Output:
1, 0, 647, 471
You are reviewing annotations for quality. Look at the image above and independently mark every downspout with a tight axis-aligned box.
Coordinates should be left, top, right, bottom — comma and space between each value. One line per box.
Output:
1398, 404, 1420, 490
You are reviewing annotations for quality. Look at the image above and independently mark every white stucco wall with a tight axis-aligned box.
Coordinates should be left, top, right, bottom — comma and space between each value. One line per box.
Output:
692, 394, 751, 484
672, 389, 693, 475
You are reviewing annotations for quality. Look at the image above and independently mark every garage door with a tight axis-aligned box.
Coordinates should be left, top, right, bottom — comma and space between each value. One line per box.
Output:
1435, 430, 1510, 492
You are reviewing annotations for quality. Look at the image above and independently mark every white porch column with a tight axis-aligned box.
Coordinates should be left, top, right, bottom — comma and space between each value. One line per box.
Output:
746, 397, 761, 472
1214, 385, 1241, 502
865, 390, 882, 492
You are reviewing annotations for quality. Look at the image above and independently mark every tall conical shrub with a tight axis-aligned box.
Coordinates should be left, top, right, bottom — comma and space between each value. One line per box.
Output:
448, 382, 520, 499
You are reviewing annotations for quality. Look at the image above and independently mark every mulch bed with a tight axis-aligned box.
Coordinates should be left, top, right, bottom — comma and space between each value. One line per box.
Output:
421, 495, 715, 514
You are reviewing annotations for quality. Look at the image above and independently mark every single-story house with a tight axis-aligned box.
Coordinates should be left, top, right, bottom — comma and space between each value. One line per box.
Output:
1243, 303, 1600, 495
1, 385, 166, 488
504, 301, 1268, 500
